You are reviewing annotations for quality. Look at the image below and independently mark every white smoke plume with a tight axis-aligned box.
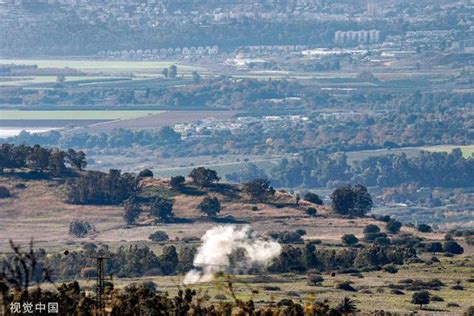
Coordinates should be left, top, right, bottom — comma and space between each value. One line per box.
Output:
183, 225, 281, 284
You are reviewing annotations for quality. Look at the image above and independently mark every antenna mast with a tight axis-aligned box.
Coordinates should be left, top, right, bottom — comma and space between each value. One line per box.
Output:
92, 255, 110, 316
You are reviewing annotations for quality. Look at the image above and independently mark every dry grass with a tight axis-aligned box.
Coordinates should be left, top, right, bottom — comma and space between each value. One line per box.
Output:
0, 177, 450, 251
80, 254, 473, 314
0, 177, 123, 251
2, 177, 473, 314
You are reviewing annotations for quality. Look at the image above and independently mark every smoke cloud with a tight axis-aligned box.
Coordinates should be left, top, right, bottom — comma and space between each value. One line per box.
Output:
183, 225, 281, 284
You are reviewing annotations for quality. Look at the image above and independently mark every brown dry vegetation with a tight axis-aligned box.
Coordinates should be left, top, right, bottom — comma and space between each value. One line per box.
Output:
1, 175, 473, 314
0, 176, 452, 251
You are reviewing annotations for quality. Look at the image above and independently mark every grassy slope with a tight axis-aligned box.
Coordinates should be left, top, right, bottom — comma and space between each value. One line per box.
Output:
0, 176, 472, 313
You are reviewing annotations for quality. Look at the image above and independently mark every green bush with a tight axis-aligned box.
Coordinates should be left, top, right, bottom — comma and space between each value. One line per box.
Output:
417, 224, 432, 233
342, 234, 359, 246
304, 192, 323, 205
149, 231, 169, 243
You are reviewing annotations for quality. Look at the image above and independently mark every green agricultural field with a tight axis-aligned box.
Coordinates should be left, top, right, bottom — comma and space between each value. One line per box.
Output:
0, 76, 131, 87
0, 59, 206, 74
0, 110, 164, 120
345, 144, 474, 163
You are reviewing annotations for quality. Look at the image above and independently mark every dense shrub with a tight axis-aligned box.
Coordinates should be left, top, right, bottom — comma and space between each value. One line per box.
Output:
150, 198, 175, 223
149, 231, 170, 243
306, 207, 317, 217
189, 167, 220, 187
391, 289, 404, 295
363, 225, 386, 242
417, 224, 432, 233
138, 169, 154, 178
335, 282, 357, 292
443, 241, 464, 255
242, 178, 275, 202
304, 192, 323, 205
269, 231, 304, 244
374, 236, 391, 245
384, 265, 398, 274
331, 184, 372, 217
197, 196, 221, 217
123, 198, 141, 225
363, 224, 380, 234
392, 233, 423, 248
69, 221, 93, 238
425, 242, 443, 254
431, 295, 444, 302
386, 220, 402, 234
170, 175, 185, 189
342, 234, 359, 246
307, 274, 324, 286
295, 229, 307, 236
66, 170, 137, 205
411, 291, 430, 309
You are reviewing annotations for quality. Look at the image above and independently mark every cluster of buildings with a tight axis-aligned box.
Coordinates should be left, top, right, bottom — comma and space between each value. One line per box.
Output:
334, 30, 382, 45
1, 0, 473, 68
97, 46, 219, 59
173, 115, 310, 138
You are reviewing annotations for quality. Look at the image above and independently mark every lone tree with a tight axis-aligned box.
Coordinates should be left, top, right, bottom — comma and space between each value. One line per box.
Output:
304, 192, 323, 205
363, 224, 387, 242
198, 196, 221, 217
138, 169, 154, 178
306, 207, 317, 217
331, 184, 372, 217
443, 241, 464, 255
69, 221, 93, 238
342, 234, 359, 246
150, 198, 174, 223
363, 224, 380, 234
243, 178, 275, 202
168, 65, 178, 78
417, 224, 432, 233
411, 290, 430, 309
149, 231, 169, 243
386, 219, 402, 234
170, 175, 185, 189
189, 167, 220, 187
123, 197, 141, 225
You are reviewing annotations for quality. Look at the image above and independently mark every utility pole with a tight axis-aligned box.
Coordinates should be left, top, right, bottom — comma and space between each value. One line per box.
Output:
92, 256, 110, 316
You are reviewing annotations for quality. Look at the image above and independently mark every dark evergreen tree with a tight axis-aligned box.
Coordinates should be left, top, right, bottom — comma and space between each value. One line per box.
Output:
198, 196, 221, 217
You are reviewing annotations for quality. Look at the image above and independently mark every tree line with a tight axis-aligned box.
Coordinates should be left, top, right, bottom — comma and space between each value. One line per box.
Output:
0, 144, 86, 176
5, 89, 472, 162
268, 149, 473, 188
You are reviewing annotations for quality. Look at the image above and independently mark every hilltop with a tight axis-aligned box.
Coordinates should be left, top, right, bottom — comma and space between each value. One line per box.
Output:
0, 144, 473, 314
0, 170, 448, 252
